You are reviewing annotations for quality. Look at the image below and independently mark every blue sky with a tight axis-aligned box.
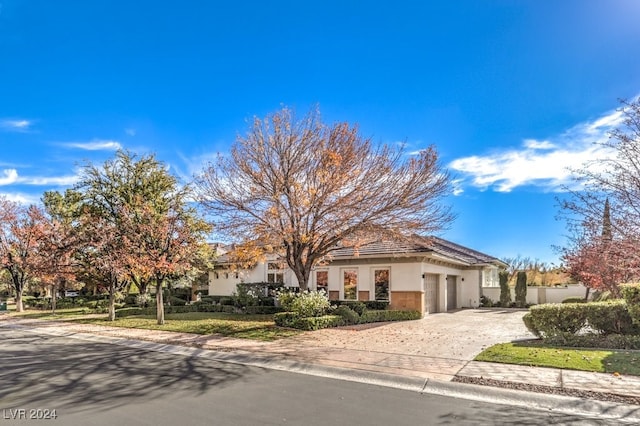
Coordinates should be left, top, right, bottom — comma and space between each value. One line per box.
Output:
1, 1, 640, 265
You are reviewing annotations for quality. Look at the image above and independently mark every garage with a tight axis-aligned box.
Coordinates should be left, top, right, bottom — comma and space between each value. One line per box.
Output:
446, 275, 457, 310
424, 273, 438, 314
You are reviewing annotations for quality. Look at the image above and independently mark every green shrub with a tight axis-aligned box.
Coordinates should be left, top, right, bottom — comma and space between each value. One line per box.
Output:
515, 271, 527, 308
545, 333, 640, 350
243, 305, 284, 315
333, 305, 360, 325
620, 284, 640, 327
584, 300, 636, 335
522, 313, 541, 337
165, 305, 198, 314
115, 307, 149, 318
274, 312, 301, 328
290, 315, 344, 330
168, 296, 187, 306
332, 300, 389, 310
220, 297, 236, 306
527, 303, 588, 338
359, 310, 422, 323
562, 297, 586, 304
480, 295, 494, 308
499, 271, 510, 307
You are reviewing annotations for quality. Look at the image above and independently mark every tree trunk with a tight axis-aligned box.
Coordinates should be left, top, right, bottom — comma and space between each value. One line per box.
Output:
12, 274, 24, 312
15, 289, 24, 312
51, 284, 57, 315
107, 279, 116, 321
585, 286, 591, 301
156, 280, 165, 325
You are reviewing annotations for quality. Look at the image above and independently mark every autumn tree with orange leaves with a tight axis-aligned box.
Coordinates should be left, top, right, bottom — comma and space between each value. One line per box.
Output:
196, 107, 453, 290
0, 199, 51, 312
560, 98, 640, 296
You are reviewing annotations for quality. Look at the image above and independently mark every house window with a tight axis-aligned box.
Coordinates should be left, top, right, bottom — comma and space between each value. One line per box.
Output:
483, 268, 499, 288
316, 270, 328, 293
343, 269, 357, 300
267, 262, 284, 284
374, 269, 390, 301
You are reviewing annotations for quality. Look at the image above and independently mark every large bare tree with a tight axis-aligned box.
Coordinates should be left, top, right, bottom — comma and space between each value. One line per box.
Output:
196, 107, 454, 290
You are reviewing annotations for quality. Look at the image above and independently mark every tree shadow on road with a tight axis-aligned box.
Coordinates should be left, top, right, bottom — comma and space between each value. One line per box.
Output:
0, 330, 259, 414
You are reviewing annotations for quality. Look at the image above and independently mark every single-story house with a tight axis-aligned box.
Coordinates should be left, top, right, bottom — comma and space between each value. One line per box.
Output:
209, 236, 506, 315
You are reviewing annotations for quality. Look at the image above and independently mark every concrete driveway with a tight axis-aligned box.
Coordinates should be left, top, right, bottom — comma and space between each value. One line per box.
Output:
286, 308, 535, 362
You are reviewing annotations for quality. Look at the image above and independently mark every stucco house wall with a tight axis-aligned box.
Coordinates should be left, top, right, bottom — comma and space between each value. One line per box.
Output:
209, 237, 505, 315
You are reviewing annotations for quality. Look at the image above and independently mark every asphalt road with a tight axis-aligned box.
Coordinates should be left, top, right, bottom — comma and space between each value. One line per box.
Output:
0, 328, 617, 425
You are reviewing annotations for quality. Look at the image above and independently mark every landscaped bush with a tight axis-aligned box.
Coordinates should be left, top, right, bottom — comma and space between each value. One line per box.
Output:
584, 300, 636, 335
273, 312, 343, 330
273, 312, 302, 328
499, 271, 510, 307
277, 290, 330, 317
292, 315, 343, 330
515, 271, 527, 308
115, 307, 150, 318
220, 297, 236, 306
621, 283, 640, 327
525, 303, 588, 338
332, 300, 389, 310
545, 333, 640, 350
480, 295, 495, 308
333, 305, 360, 325
359, 309, 422, 323
562, 297, 586, 304
243, 305, 284, 315
168, 296, 188, 306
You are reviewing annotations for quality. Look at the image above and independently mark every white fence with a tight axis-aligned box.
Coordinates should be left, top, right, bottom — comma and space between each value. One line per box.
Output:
482, 284, 590, 305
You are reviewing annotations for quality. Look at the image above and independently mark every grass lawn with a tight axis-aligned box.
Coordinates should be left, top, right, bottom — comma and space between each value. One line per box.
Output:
2, 308, 301, 341
477, 341, 640, 376
73, 312, 302, 341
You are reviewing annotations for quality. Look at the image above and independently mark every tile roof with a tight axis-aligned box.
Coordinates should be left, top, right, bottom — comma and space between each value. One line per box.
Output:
329, 235, 505, 266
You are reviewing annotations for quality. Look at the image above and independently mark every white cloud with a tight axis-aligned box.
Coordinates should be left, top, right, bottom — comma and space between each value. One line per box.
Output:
0, 169, 19, 185
0, 168, 79, 187
1, 119, 32, 131
125, 128, 137, 136
62, 139, 122, 151
0, 192, 41, 205
449, 107, 625, 193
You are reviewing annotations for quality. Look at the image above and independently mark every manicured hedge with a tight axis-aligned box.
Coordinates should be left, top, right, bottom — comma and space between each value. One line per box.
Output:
621, 283, 640, 326
243, 305, 284, 315
524, 300, 639, 339
359, 309, 422, 323
524, 303, 588, 338
584, 300, 635, 335
544, 333, 640, 350
332, 300, 390, 311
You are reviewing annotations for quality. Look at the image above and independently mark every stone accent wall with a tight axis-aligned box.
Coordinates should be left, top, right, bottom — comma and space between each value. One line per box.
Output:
328, 291, 339, 301
390, 291, 424, 313
358, 291, 370, 301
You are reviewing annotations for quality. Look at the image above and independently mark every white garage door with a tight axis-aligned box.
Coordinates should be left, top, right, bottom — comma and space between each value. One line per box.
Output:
424, 274, 438, 314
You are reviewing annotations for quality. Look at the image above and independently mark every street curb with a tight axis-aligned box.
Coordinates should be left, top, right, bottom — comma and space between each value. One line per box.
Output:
5, 322, 640, 423
424, 380, 640, 423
